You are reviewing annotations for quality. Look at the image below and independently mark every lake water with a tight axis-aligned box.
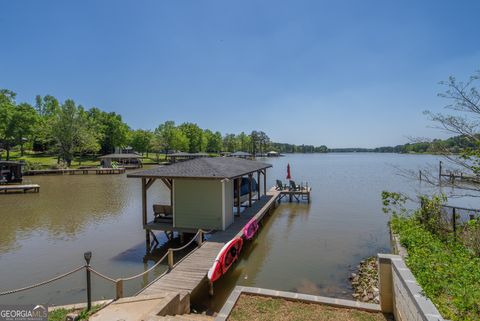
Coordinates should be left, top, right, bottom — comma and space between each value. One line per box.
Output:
1, 153, 478, 308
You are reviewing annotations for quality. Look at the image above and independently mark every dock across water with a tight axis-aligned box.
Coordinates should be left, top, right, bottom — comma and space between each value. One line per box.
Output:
0, 184, 40, 193
24, 167, 125, 176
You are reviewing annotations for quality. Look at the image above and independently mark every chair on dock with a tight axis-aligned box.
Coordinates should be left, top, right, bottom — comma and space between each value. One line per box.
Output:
289, 180, 302, 191
153, 204, 173, 223
276, 180, 287, 191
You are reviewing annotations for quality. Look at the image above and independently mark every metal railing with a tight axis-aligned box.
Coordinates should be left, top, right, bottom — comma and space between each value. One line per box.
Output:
0, 229, 212, 308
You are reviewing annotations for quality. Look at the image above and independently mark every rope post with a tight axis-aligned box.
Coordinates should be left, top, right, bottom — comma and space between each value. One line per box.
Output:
115, 279, 124, 299
197, 230, 204, 246
84, 251, 92, 310
167, 249, 174, 269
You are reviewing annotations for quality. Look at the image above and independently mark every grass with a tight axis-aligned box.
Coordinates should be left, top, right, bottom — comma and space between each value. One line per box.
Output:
48, 305, 103, 321
1, 150, 166, 169
228, 294, 392, 321
391, 215, 480, 321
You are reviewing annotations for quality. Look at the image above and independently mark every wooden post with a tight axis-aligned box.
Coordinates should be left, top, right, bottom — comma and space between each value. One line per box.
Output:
115, 279, 124, 299
236, 178, 241, 216
257, 171, 261, 200
197, 230, 204, 246
439, 161, 442, 184
263, 169, 267, 196
168, 249, 174, 269
142, 178, 147, 227
248, 174, 253, 207
419, 170, 422, 181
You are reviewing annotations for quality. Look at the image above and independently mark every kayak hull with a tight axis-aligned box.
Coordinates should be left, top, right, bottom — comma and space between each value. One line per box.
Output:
243, 218, 259, 240
207, 237, 243, 283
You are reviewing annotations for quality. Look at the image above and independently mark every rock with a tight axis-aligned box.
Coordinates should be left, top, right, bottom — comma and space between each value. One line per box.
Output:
65, 313, 80, 321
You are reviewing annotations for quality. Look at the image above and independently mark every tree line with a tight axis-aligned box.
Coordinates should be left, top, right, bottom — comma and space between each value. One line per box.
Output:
0, 89, 329, 165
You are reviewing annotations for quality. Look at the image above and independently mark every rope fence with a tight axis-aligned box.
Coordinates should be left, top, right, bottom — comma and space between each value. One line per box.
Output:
0, 229, 214, 303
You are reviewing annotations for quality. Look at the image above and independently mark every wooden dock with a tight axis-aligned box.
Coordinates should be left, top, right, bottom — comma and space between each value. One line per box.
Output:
138, 190, 281, 298
0, 184, 40, 193
276, 187, 311, 203
24, 168, 126, 176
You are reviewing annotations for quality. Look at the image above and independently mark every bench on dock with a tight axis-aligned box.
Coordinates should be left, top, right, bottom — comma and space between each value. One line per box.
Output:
0, 184, 40, 193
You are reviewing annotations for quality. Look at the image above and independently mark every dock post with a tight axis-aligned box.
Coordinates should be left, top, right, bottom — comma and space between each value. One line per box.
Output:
197, 230, 204, 246
257, 171, 261, 200
146, 230, 151, 251
439, 161, 442, 185
168, 249, 174, 269
115, 279, 124, 299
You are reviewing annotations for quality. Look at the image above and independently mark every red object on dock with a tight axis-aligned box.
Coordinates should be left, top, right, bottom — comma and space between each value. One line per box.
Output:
286, 163, 291, 179
207, 237, 243, 283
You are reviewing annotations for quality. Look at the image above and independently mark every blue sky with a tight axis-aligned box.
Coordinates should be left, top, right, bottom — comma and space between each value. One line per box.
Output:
1, 1, 479, 148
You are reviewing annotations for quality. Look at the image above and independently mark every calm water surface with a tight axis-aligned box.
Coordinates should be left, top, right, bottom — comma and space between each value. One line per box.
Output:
1, 153, 478, 308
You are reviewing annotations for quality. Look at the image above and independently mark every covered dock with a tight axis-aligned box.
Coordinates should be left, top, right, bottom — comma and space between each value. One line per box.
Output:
127, 157, 272, 248
229, 151, 253, 159
0, 161, 24, 183
99, 153, 143, 169
166, 152, 209, 163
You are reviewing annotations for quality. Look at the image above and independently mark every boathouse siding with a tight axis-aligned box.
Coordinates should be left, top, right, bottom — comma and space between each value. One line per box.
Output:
174, 179, 234, 230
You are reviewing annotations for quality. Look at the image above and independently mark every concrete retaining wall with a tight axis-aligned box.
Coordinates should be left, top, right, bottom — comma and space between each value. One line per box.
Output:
378, 254, 447, 321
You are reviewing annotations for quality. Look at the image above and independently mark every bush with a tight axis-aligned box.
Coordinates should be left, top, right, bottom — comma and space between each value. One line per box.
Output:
391, 215, 480, 321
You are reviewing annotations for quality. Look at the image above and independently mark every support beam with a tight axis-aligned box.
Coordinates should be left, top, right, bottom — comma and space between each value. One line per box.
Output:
248, 174, 253, 207
263, 169, 267, 196
236, 178, 241, 216
145, 178, 156, 190
142, 178, 147, 227
257, 171, 261, 200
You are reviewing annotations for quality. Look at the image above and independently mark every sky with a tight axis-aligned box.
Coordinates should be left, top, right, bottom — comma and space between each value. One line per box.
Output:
1, 1, 479, 148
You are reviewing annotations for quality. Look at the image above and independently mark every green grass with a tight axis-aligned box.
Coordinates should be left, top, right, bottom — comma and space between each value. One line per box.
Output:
391, 215, 480, 321
48, 305, 103, 321
228, 294, 392, 321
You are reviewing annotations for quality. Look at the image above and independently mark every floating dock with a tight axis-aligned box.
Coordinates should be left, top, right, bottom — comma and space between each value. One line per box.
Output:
0, 184, 40, 193
24, 168, 126, 176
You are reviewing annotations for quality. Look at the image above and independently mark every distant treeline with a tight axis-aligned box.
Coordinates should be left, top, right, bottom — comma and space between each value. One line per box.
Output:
330, 135, 477, 154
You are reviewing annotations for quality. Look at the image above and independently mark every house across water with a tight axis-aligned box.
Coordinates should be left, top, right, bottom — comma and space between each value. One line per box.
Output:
127, 157, 271, 246
99, 153, 143, 169
0, 161, 24, 184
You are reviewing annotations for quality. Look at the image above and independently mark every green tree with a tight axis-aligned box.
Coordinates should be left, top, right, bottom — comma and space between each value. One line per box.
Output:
14, 103, 38, 156
223, 133, 237, 152
130, 129, 153, 157
205, 130, 222, 153
0, 90, 17, 160
52, 100, 99, 166
179, 122, 204, 153
154, 121, 189, 155
87, 108, 130, 154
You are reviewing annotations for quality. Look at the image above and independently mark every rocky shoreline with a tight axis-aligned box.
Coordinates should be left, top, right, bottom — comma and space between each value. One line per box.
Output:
349, 256, 380, 304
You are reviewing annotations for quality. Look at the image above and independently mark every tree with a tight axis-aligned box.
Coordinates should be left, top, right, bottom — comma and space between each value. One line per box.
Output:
418, 71, 480, 195
33, 95, 60, 152
0, 90, 17, 160
87, 108, 130, 154
52, 99, 99, 166
179, 122, 204, 153
130, 129, 153, 156
154, 121, 189, 155
205, 130, 222, 153
14, 103, 38, 156
223, 134, 237, 152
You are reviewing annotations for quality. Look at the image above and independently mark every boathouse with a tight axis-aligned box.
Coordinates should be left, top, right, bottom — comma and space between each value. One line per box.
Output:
229, 151, 252, 159
0, 161, 24, 183
166, 152, 209, 163
127, 157, 271, 237
99, 153, 143, 169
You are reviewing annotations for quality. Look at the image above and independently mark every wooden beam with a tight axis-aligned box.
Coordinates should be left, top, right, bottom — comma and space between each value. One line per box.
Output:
145, 178, 156, 190
236, 178, 241, 216
142, 178, 147, 226
263, 169, 267, 196
248, 174, 252, 207
160, 178, 172, 190
257, 171, 261, 200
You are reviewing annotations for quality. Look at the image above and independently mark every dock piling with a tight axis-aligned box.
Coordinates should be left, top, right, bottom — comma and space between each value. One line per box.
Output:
84, 251, 92, 310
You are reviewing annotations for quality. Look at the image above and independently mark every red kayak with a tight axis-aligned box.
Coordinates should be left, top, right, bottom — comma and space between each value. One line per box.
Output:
243, 218, 259, 240
207, 237, 243, 283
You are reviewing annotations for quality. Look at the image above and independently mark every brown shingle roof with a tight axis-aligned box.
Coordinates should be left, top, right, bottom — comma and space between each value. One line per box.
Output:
127, 157, 271, 179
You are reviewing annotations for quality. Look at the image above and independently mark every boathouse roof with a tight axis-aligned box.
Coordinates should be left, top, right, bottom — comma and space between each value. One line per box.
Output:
167, 152, 209, 157
99, 153, 143, 159
230, 151, 252, 157
128, 157, 271, 179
